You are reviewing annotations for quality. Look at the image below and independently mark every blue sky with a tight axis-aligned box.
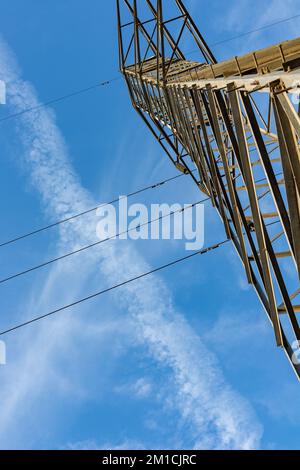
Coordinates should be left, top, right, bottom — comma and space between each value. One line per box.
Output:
0, 0, 299, 450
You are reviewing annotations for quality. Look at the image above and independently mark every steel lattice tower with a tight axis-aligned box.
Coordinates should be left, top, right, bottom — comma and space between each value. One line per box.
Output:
117, 0, 300, 379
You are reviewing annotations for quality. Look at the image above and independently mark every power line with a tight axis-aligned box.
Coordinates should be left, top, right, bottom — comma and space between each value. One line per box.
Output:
0, 217, 283, 336
0, 14, 299, 124
0, 161, 279, 253
0, 198, 210, 285
0, 78, 120, 124
0, 169, 283, 283
0, 240, 229, 337
0, 152, 283, 249
0, 170, 196, 248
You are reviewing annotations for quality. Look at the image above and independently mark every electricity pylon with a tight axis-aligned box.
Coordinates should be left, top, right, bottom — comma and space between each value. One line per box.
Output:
117, 0, 300, 379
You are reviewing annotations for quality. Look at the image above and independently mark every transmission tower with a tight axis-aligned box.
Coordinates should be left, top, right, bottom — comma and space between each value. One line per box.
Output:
117, 0, 300, 379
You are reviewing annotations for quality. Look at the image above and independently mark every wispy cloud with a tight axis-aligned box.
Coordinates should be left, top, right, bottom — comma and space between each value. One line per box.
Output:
220, 0, 299, 32
114, 377, 153, 399
0, 36, 262, 450
65, 439, 145, 451
215, 0, 300, 57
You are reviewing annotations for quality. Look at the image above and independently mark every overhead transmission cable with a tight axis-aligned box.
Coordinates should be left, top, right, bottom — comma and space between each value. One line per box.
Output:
0, 129, 284, 249
0, 239, 229, 337
0, 170, 196, 248
0, 78, 120, 124
0, 167, 284, 284
0, 198, 210, 285
0, 217, 282, 337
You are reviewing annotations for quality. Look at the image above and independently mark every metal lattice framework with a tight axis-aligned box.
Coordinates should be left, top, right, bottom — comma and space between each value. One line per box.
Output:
117, 0, 300, 379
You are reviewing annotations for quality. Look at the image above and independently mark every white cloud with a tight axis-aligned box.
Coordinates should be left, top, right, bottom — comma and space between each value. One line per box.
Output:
204, 309, 270, 357
0, 36, 263, 450
133, 378, 152, 398
233, 0, 299, 33
216, 0, 300, 56
114, 377, 153, 399
256, 383, 300, 426
66, 439, 145, 450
